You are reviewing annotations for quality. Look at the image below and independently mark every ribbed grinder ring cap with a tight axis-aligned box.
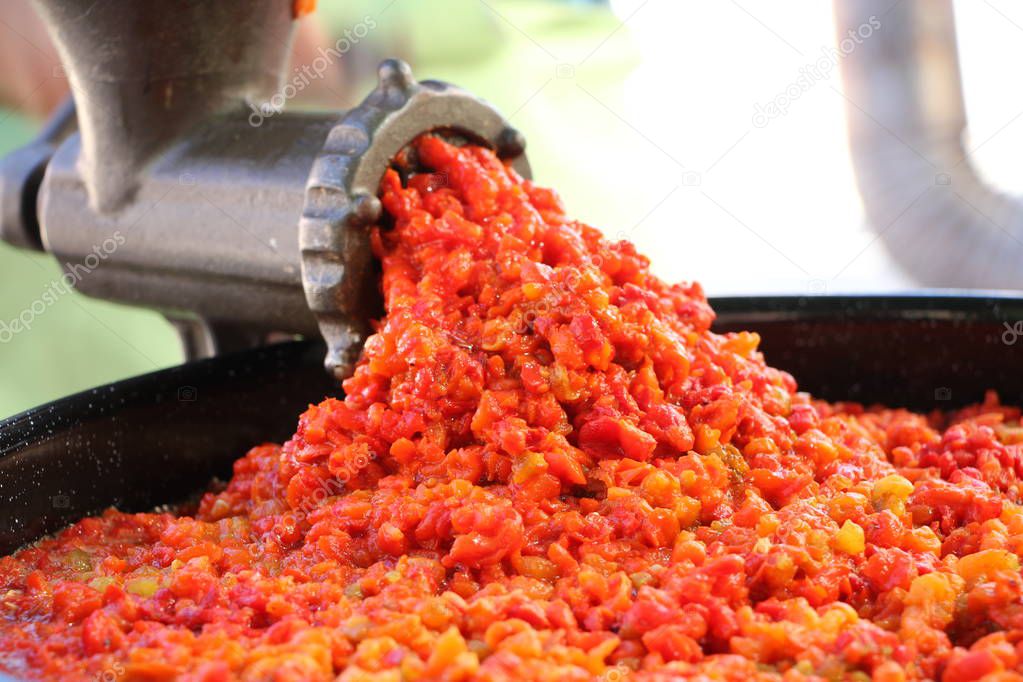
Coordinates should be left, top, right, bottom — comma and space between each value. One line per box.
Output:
299, 59, 530, 380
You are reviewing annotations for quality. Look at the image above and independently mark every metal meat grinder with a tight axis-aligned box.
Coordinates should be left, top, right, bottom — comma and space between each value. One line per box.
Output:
0, 1, 530, 379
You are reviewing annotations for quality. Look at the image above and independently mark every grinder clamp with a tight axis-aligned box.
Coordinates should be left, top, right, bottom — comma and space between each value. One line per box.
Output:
0, 0, 529, 380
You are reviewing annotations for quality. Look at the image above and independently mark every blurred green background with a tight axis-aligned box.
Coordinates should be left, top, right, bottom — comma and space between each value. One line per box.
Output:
0, 115, 181, 418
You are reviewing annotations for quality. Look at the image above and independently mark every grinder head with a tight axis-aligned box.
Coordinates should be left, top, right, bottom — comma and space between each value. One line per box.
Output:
299, 59, 530, 380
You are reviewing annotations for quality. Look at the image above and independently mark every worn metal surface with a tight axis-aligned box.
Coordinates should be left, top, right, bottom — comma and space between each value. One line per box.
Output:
31, 0, 296, 212
40, 110, 334, 335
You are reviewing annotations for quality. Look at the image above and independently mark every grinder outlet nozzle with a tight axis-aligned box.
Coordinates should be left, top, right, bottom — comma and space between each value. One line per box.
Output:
299, 59, 530, 380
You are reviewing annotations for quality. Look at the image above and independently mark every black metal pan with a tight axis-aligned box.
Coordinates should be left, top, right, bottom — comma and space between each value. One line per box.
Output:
2, 294, 1021, 556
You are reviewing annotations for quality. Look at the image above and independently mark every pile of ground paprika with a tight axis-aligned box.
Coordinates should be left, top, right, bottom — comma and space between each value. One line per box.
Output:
3, 136, 1023, 681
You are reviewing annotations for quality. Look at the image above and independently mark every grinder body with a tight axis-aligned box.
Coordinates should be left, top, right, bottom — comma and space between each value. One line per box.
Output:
0, 0, 528, 377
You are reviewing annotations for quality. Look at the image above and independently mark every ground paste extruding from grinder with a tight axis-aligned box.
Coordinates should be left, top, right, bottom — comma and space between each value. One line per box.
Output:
3, 136, 1023, 681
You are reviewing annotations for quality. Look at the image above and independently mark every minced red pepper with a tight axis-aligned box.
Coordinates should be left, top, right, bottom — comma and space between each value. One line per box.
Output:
3, 136, 1023, 681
